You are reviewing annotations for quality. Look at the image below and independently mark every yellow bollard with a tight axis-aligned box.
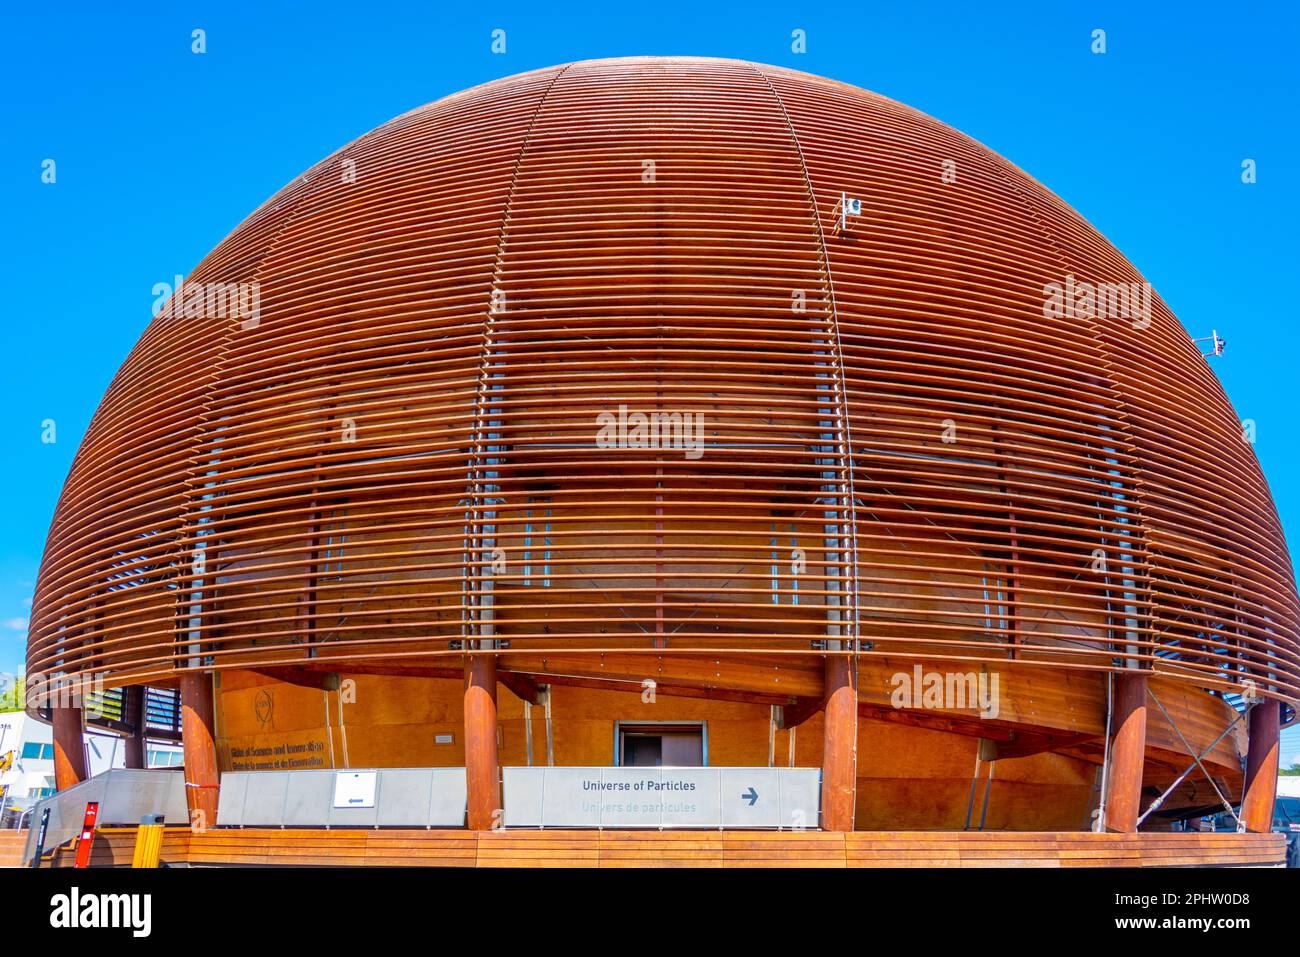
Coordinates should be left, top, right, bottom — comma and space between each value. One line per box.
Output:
131, 814, 165, 869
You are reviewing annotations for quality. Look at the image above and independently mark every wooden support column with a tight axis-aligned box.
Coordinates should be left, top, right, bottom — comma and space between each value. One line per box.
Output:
464, 655, 501, 830
180, 672, 219, 828
123, 685, 146, 770
1105, 671, 1148, 833
820, 655, 857, 831
1240, 698, 1280, 834
52, 705, 88, 791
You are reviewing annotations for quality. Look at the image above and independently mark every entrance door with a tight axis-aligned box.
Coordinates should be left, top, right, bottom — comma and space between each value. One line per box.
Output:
617, 724, 705, 767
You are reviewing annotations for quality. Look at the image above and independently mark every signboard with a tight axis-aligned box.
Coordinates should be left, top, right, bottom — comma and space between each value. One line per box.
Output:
503, 767, 820, 829
332, 771, 378, 809
218, 768, 467, 827
30, 806, 51, 868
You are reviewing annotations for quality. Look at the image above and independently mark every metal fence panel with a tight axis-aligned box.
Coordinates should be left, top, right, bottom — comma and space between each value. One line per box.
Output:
216, 768, 466, 828
23, 769, 184, 864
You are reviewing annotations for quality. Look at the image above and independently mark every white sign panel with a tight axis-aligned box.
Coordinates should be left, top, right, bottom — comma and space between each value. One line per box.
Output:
503, 766, 820, 829
332, 771, 378, 809
219, 768, 466, 826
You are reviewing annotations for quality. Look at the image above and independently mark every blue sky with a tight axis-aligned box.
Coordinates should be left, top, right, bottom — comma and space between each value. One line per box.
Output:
2, 1, 1297, 763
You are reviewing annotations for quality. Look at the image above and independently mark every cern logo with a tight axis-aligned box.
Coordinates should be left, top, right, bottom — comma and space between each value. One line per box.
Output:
254, 689, 275, 729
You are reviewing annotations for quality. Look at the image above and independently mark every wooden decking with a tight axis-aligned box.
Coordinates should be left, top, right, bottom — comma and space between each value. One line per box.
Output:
30, 827, 1286, 868
0, 831, 28, 869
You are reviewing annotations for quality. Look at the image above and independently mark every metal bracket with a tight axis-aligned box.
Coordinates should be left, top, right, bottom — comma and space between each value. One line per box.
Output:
1143, 687, 1242, 828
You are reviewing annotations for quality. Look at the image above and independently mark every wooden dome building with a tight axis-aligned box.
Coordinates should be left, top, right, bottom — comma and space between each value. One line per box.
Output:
27, 57, 1299, 866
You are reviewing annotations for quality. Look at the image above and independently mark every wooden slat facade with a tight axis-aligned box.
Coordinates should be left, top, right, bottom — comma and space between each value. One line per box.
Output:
28, 57, 1300, 710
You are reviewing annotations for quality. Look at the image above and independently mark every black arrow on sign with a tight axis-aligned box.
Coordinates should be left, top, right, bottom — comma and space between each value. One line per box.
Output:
742, 787, 758, 806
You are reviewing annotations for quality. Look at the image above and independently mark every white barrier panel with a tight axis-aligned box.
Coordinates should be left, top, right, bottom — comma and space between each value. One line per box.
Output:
217, 768, 467, 827
503, 767, 820, 829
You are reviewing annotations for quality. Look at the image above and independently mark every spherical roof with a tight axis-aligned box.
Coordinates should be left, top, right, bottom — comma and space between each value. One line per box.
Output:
29, 57, 1299, 707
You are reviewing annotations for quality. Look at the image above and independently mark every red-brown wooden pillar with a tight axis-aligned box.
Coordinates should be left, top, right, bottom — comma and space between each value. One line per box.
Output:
1105, 671, 1148, 832
464, 655, 501, 830
1240, 698, 1280, 834
820, 655, 858, 832
123, 685, 147, 770
180, 672, 219, 828
52, 705, 88, 791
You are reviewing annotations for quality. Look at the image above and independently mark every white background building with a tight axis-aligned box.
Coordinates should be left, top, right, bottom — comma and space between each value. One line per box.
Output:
0, 711, 181, 827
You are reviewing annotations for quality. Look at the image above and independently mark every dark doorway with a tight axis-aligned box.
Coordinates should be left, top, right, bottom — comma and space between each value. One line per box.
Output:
617, 723, 705, 767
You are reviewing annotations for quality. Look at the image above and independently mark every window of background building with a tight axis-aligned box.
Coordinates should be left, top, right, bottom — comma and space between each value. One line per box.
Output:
147, 749, 183, 768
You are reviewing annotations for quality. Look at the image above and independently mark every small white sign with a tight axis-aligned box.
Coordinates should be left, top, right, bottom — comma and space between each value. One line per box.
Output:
332, 771, 377, 809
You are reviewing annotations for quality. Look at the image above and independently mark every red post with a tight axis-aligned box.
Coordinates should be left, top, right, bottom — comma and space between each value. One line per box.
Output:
52, 705, 88, 791
180, 672, 220, 829
464, 655, 501, 830
1105, 671, 1148, 833
73, 801, 99, 869
1240, 698, 1280, 834
820, 655, 858, 831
